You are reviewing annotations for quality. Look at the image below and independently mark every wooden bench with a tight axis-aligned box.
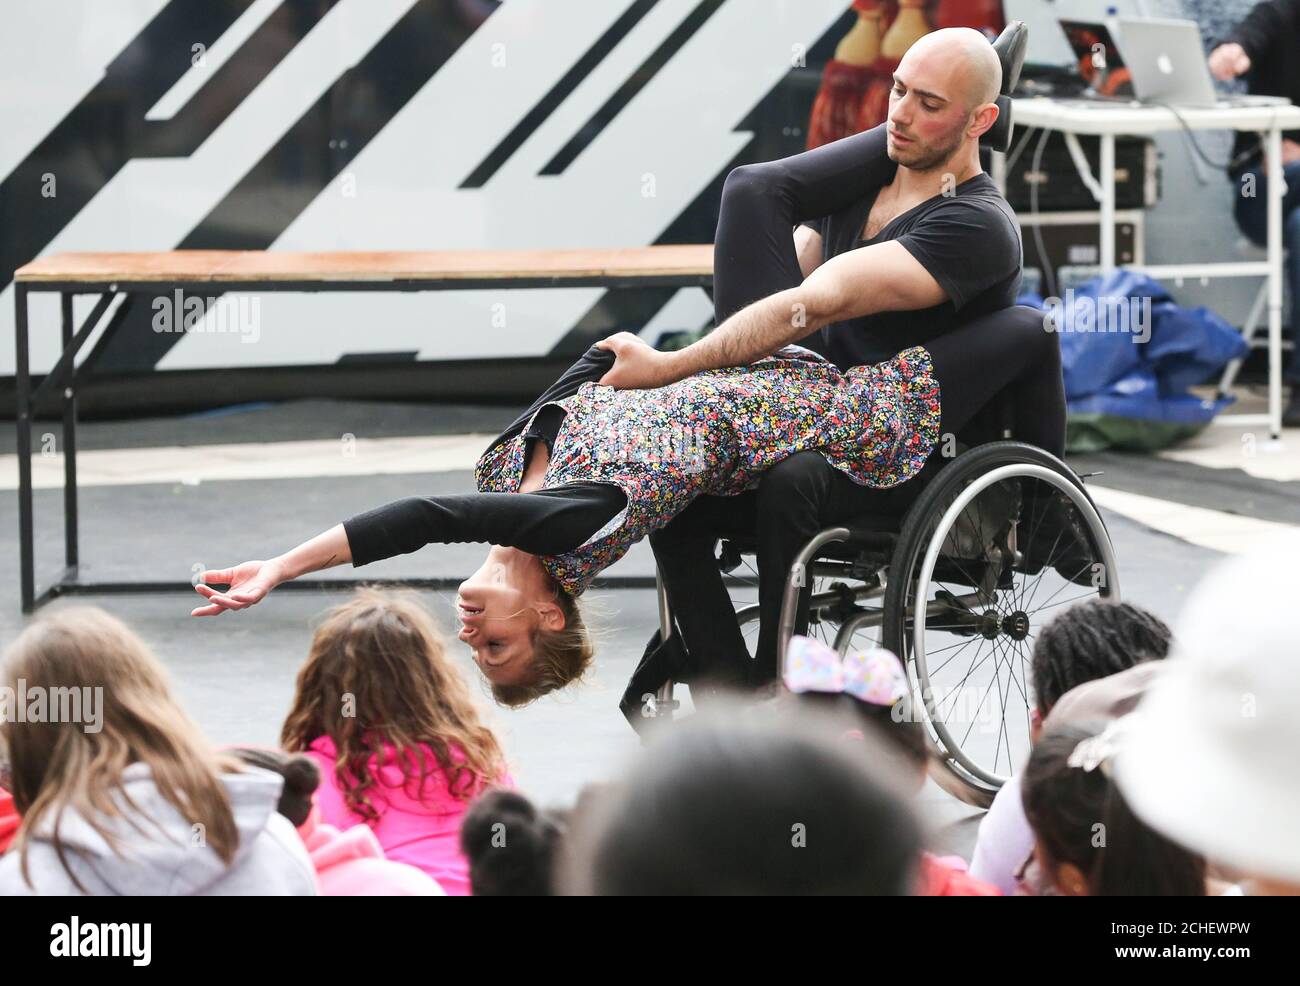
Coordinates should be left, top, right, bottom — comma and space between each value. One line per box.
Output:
11, 247, 714, 612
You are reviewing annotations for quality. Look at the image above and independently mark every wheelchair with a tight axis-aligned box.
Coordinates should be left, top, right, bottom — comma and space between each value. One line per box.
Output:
647, 435, 1121, 809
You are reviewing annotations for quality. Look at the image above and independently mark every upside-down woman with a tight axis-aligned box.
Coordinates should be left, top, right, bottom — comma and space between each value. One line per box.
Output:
192, 307, 1057, 708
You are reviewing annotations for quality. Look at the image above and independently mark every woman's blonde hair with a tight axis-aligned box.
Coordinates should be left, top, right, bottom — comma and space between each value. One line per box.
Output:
489, 575, 596, 708
1, 605, 242, 891
280, 587, 507, 822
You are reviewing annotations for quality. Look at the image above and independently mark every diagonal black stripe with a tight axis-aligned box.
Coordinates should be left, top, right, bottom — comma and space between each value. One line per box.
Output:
87, 0, 499, 374
543, 126, 750, 359
139, 0, 344, 158
539, 0, 727, 176
0, 0, 262, 290
180, 0, 493, 250
546, 5, 857, 359
459, 0, 659, 189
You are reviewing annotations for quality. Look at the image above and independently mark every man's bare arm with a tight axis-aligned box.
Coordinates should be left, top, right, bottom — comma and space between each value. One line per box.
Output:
660, 240, 947, 382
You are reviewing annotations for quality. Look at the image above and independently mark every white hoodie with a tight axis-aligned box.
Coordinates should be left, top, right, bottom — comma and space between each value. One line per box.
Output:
0, 762, 317, 895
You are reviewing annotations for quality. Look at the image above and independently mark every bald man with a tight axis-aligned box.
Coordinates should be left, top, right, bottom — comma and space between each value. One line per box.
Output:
600, 29, 1063, 694
603, 28, 1015, 381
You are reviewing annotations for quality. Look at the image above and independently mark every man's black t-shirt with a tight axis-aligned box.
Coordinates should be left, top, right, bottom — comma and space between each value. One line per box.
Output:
798, 170, 1022, 369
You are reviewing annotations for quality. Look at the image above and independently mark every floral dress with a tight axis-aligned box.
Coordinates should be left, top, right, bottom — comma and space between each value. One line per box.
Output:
475, 344, 940, 596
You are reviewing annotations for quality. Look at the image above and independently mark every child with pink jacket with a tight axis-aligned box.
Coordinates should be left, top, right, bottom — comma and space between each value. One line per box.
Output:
280, 589, 514, 895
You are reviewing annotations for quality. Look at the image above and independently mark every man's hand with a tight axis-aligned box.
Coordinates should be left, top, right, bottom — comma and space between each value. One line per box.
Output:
191, 558, 286, 616
595, 332, 677, 390
1208, 42, 1250, 82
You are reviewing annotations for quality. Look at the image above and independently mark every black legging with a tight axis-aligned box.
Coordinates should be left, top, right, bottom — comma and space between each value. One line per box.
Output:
713, 123, 897, 323
650, 127, 1066, 688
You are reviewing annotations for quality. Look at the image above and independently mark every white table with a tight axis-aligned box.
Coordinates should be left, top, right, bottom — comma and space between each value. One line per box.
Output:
997, 96, 1300, 440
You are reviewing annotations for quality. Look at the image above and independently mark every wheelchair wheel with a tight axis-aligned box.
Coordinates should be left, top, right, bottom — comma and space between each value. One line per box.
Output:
881, 441, 1120, 808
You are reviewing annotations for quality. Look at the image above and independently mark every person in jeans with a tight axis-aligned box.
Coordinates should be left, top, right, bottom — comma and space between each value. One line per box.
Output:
1209, 0, 1300, 426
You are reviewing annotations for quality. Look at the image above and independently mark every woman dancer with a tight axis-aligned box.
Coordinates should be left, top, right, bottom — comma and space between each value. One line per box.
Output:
192, 309, 1055, 708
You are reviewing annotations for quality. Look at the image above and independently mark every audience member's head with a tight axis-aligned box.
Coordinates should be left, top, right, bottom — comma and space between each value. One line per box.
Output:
1022, 718, 1206, 896
460, 789, 567, 895
1, 605, 246, 885
781, 637, 928, 790
280, 587, 507, 821
1030, 600, 1172, 736
1114, 534, 1300, 895
561, 708, 922, 895
968, 611, 1173, 898
229, 747, 321, 827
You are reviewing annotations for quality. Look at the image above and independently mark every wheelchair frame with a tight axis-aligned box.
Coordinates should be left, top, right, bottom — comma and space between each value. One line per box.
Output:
649, 439, 1121, 808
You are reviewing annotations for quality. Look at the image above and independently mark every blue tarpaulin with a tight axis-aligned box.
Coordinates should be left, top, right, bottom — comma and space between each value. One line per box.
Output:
1018, 271, 1249, 451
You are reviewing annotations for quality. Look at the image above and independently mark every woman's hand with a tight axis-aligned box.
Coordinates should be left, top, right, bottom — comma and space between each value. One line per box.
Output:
191, 558, 287, 616
1207, 43, 1250, 82
191, 525, 350, 615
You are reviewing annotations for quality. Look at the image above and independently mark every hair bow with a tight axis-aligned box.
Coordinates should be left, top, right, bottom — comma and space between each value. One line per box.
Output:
1065, 716, 1132, 777
783, 635, 909, 707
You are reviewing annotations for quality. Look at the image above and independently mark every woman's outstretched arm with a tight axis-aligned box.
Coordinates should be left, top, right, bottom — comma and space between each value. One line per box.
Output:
191, 485, 626, 616
191, 524, 351, 616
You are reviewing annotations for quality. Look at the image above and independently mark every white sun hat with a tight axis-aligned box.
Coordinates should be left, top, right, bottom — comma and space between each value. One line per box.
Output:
1112, 530, 1300, 884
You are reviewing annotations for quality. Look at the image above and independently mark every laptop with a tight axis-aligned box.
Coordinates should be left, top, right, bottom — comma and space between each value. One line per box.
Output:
1116, 17, 1290, 108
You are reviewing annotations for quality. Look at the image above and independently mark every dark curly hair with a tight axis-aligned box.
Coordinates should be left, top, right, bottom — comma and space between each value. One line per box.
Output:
460, 789, 566, 895
1030, 600, 1171, 716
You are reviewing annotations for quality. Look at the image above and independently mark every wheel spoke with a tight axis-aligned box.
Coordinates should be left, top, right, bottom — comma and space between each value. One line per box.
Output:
1031, 573, 1094, 614
912, 473, 1112, 789
959, 660, 1002, 748
1013, 482, 1051, 612
1031, 589, 1101, 615
937, 642, 999, 724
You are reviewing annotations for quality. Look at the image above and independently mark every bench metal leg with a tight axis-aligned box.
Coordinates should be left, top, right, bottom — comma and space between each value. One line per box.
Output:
15, 288, 116, 612
15, 285, 34, 612
61, 293, 80, 570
